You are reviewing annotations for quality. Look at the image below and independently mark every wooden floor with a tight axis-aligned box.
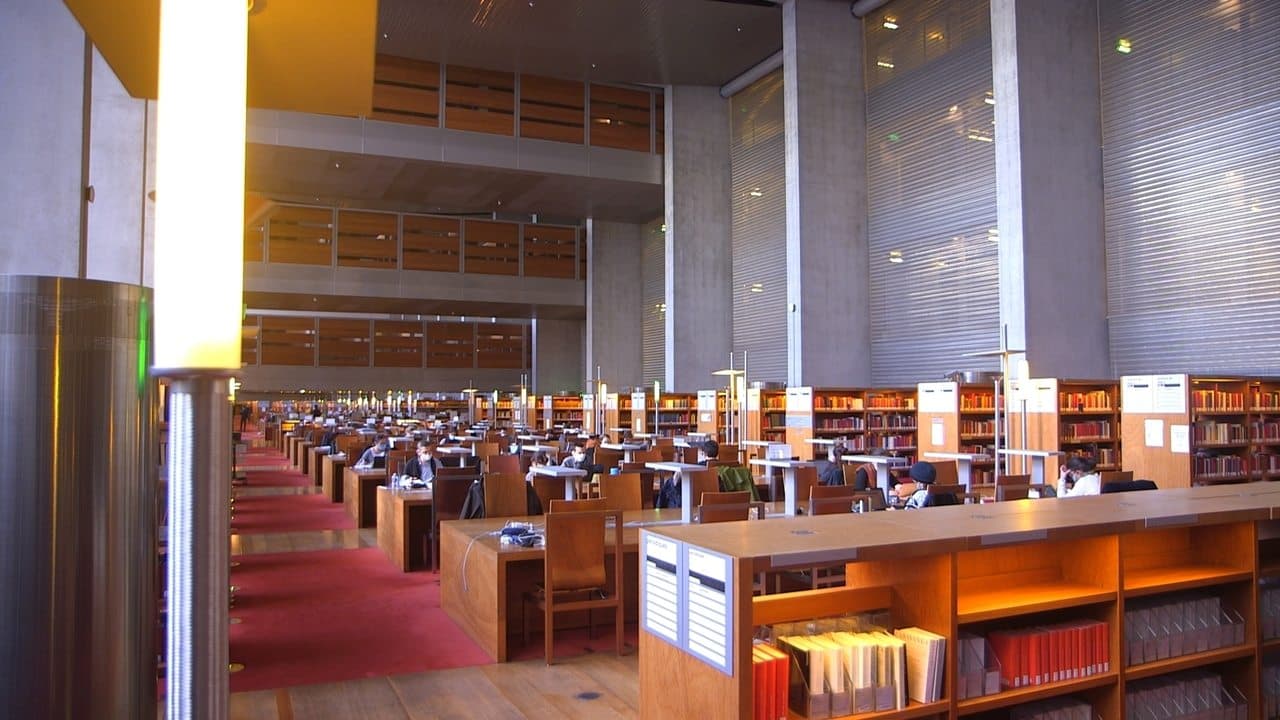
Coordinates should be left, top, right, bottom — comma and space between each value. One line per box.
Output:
211, 473, 640, 720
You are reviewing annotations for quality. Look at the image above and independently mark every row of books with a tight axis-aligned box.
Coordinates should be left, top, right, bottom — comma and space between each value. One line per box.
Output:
1061, 420, 1113, 441
770, 627, 945, 718
814, 397, 865, 411
1010, 697, 1093, 720
1124, 593, 1245, 666
1191, 390, 1246, 412
1254, 390, 1280, 410
865, 414, 915, 429
865, 396, 915, 410
1252, 421, 1280, 441
960, 394, 996, 411
818, 417, 865, 430
988, 620, 1110, 689
960, 420, 996, 435
1124, 670, 1246, 720
751, 643, 789, 720
1193, 421, 1249, 444
1193, 455, 1246, 477
878, 435, 916, 449
1060, 390, 1112, 411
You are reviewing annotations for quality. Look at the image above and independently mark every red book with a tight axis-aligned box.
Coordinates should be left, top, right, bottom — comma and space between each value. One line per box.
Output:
1097, 620, 1110, 673
753, 647, 768, 720
1028, 631, 1042, 686
988, 631, 1018, 689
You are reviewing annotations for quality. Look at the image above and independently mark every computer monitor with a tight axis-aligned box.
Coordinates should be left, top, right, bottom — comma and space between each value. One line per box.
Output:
372, 454, 387, 470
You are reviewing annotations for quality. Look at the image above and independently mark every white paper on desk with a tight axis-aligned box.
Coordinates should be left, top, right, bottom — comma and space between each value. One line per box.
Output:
1170, 425, 1190, 454
930, 418, 945, 447
1144, 418, 1165, 448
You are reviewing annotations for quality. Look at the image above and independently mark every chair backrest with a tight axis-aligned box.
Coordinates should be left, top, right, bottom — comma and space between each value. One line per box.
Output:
530, 476, 564, 515
808, 483, 858, 515
696, 491, 762, 523
387, 449, 413, 473
485, 453, 520, 477
599, 472, 644, 512
996, 484, 1032, 501
1099, 470, 1134, 485
688, 469, 722, 507
334, 434, 364, 458
631, 449, 662, 464
851, 489, 887, 512
471, 442, 500, 460
790, 465, 819, 506
717, 465, 760, 501
483, 472, 527, 518
594, 448, 623, 473
1102, 479, 1158, 493
544, 506, 612, 591
548, 497, 606, 513
432, 476, 474, 523
653, 437, 674, 448
931, 460, 959, 486
657, 445, 678, 462
719, 444, 739, 464
700, 490, 751, 506
923, 488, 960, 507
436, 465, 480, 480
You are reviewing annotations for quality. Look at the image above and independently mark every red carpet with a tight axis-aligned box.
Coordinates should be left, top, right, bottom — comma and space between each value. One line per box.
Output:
229, 549, 493, 691
239, 469, 314, 488
231, 494, 355, 534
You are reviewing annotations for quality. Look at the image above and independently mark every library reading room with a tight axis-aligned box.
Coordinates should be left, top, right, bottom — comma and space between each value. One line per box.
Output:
6, 0, 1280, 719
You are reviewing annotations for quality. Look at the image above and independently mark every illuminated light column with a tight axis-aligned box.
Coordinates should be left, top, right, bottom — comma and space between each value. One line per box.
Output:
152, 2, 248, 719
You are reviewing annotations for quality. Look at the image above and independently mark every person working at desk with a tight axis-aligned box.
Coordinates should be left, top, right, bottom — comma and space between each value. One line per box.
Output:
1057, 454, 1102, 497
698, 438, 719, 465
353, 434, 389, 469
562, 443, 589, 470
819, 444, 848, 486
402, 441, 440, 481
525, 451, 551, 483
902, 461, 956, 509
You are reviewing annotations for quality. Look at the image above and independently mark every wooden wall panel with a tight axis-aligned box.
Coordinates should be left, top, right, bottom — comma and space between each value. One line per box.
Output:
476, 323, 526, 369
317, 318, 371, 367
402, 214, 461, 272
522, 224, 577, 279
259, 316, 316, 366
589, 84, 652, 153
578, 226, 587, 281
373, 320, 424, 368
520, 74, 584, 144
241, 315, 260, 366
372, 54, 440, 127
463, 219, 520, 276
336, 210, 397, 269
267, 205, 333, 265
245, 224, 264, 263
444, 65, 514, 136
426, 322, 475, 368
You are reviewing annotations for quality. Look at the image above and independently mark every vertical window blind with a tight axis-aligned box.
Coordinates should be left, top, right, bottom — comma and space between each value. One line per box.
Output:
730, 69, 788, 383
641, 218, 666, 387
1100, 0, 1280, 375
864, 0, 999, 386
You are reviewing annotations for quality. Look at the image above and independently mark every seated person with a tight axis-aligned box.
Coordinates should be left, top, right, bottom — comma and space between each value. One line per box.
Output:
402, 441, 440, 482
353, 434, 389, 469
1057, 454, 1101, 497
819, 444, 848, 486
561, 443, 589, 470
698, 438, 719, 466
903, 461, 940, 509
525, 451, 551, 483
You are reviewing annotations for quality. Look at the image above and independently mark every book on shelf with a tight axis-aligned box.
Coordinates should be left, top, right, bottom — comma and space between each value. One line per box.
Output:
751, 643, 788, 720
893, 626, 946, 704
1059, 389, 1112, 411
987, 619, 1108, 689
957, 632, 1001, 700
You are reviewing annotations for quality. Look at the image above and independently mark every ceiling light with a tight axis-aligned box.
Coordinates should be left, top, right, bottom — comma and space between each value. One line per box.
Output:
1116, 38, 1132, 54
984, 93, 995, 105
876, 60, 895, 69
949, 105, 959, 115
749, 283, 764, 293
888, 250, 903, 264
883, 19, 899, 30
928, 31, 944, 41
590, 63, 597, 69
736, 26, 742, 32
381, 32, 389, 40
749, 188, 763, 197
967, 132, 993, 143
933, 260, 948, 268
333, 161, 341, 169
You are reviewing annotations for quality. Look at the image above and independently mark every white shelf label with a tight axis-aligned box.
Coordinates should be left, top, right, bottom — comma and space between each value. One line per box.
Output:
642, 533, 681, 646
1121, 375, 1155, 414
684, 546, 734, 675
917, 382, 958, 413
1153, 374, 1188, 414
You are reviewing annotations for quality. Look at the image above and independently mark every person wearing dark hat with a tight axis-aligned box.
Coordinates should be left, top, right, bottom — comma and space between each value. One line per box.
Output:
903, 461, 938, 509
697, 438, 719, 466
819, 444, 848, 486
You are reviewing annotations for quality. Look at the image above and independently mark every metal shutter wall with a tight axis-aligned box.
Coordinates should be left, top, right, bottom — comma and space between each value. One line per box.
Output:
1100, 0, 1280, 375
865, 0, 1000, 386
730, 69, 788, 383
641, 219, 666, 386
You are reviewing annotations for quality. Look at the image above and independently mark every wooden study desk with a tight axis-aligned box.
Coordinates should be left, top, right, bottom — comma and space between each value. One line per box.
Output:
298, 440, 315, 475
747, 458, 816, 517
308, 445, 330, 486
528, 464, 588, 500
435, 446, 473, 467
322, 453, 346, 502
376, 486, 432, 571
997, 448, 1065, 486
343, 466, 387, 527
922, 450, 992, 491
644, 462, 707, 523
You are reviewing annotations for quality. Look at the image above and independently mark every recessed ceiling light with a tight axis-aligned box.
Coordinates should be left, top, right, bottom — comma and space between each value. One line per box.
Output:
333, 161, 341, 169
591, 63, 597, 69
381, 32, 389, 40
883, 19, 899, 30
737, 26, 742, 32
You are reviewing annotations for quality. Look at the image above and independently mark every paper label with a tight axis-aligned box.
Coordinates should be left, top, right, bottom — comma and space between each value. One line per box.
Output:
642, 533, 681, 646
931, 418, 945, 447
1170, 424, 1190, 454
1153, 374, 1188, 414
1122, 375, 1155, 414
1144, 418, 1165, 448
684, 546, 734, 675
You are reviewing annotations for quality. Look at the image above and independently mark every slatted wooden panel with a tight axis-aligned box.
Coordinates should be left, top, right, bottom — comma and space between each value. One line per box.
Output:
336, 210, 397, 269
402, 214, 461, 272
589, 84, 652, 153
267, 205, 333, 265
520, 74, 584, 144
317, 318, 370, 367
463, 219, 520, 276
373, 320, 424, 368
241, 315, 260, 366
372, 54, 440, 127
259, 316, 316, 366
522, 224, 578, 279
245, 223, 265, 262
444, 65, 515, 136
655, 92, 664, 155
476, 323, 526, 369
426, 322, 475, 368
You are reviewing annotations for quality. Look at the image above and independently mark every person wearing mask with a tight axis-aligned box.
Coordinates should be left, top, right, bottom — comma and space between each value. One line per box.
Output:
562, 443, 589, 470
402, 441, 440, 482
525, 451, 551, 483
354, 434, 389, 469
1057, 454, 1102, 497
819, 444, 848, 486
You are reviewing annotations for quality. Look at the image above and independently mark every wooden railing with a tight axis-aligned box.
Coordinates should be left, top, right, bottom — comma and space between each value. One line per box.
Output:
245, 315, 531, 370
368, 53, 661, 154
250, 203, 583, 279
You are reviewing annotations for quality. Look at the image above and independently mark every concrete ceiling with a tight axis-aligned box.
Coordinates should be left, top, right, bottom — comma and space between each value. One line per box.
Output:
377, 0, 783, 87
246, 144, 665, 224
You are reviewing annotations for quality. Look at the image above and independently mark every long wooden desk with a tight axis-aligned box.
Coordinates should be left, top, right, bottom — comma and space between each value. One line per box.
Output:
344, 466, 387, 527
308, 445, 330, 486
376, 486, 432, 571
322, 453, 346, 502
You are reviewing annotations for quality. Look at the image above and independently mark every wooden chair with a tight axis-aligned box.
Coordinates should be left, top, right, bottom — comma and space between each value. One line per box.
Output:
430, 475, 474, 568
688, 468, 721, 509
844, 462, 877, 490
471, 442, 500, 462
1099, 470, 1134, 485
931, 460, 959, 487
436, 465, 480, 481
630, 449, 662, 465
719, 443, 739, 465
530, 475, 564, 515
783, 465, 819, 508
696, 490, 764, 523
599, 472, 644, 512
996, 484, 1032, 501
808, 484, 858, 515
926, 483, 965, 506
483, 472, 527, 518
618, 462, 657, 508
522, 502, 624, 664
656, 445, 677, 462
485, 453, 520, 477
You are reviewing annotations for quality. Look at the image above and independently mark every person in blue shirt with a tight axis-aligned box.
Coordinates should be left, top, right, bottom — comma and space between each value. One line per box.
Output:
402, 441, 439, 481
354, 434, 389, 469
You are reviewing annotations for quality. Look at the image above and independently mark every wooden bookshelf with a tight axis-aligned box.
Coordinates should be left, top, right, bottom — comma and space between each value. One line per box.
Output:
696, 390, 720, 438
637, 489, 1276, 720
1007, 378, 1121, 479
864, 388, 918, 463
654, 392, 696, 438
550, 394, 583, 428
917, 381, 1000, 486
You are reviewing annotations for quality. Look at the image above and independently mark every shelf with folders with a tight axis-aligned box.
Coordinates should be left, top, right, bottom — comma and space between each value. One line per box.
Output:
1007, 379, 1121, 479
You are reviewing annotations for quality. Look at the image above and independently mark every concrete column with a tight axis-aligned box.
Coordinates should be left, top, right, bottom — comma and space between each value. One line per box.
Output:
992, 0, 1110, 379
87, 48, 150, 286
663, 85, 732, 392
587, 219, 643, 389
533, 318, 584, 395
782, 0, 870, 387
